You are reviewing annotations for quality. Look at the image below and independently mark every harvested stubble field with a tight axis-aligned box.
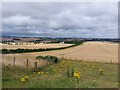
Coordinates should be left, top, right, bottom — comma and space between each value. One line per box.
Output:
2, 43, 73, 50
2, 41, 118, 67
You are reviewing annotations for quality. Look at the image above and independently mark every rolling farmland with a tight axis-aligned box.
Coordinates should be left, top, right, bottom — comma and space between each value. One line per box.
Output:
2, 41, 118, 68
2, 43, 73, 50
2, 41, 119, 88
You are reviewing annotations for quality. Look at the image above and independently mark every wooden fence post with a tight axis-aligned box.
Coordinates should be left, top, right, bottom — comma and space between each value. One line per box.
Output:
13, 57, 15, 66
62, 56, 63, 60
110, 60, 112, 63
81, 58, 83, 62
26, 59, 29, 70
68, 68, 73, 77
34, 62, 37, 69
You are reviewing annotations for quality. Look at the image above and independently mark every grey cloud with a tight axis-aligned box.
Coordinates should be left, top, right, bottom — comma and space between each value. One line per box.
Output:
2, 2, 118, 38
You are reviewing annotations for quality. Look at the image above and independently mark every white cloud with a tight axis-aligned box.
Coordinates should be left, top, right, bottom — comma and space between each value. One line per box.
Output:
3, 15, 38, 26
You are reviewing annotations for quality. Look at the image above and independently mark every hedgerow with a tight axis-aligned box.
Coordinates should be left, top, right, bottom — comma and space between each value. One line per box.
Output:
1, 41, 84, 54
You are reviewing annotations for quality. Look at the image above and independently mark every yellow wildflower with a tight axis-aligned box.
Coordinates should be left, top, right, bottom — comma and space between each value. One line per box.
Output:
38, 72, 41, 75
21, 78, 25, 83
41, 71, 44, 74
93, 80, 96, 82
73, 71, 81, 79
74, 72, 78, 77
24, 76, 29, 80
77, 72, 81, 79
76, 75, 80, 79
59, 70, 62, 72
60, 65, 63, 68
50, 66, 52, 68
87, 65, 89, 67
100, 69, 103, 75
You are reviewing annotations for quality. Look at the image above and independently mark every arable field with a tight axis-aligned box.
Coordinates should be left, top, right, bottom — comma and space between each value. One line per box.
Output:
2, 60, 118, 88
2, 41, 118, 66
2, 41, 119, 88
2, 43, 73, 50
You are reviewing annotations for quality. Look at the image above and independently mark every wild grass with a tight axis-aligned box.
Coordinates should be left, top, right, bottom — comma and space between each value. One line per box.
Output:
2, 60, 118, 88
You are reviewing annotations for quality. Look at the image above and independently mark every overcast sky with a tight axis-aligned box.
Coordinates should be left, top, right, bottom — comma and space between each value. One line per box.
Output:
2, 2, 118, 38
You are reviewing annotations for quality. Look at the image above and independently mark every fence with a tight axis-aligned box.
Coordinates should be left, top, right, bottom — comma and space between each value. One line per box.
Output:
3, 57, 50, 70
4, 56, 117, 71
60, 56, 117, 64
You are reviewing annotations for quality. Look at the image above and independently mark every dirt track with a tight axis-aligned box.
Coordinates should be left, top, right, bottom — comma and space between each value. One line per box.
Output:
2, 42, 119, 67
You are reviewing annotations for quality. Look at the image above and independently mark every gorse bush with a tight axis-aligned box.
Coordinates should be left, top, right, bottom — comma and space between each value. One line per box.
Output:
36, 55, 59, 63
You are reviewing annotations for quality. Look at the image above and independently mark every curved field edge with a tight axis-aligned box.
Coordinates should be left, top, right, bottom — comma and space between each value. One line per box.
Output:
1, 43, 84, 54
2, 60, 118, 88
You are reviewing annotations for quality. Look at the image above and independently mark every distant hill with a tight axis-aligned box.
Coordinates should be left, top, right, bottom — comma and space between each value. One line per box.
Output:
1, 35, 120, 42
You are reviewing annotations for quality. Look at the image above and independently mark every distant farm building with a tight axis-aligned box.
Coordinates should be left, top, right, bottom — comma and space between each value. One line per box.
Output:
41, 41, 52, 44
60, 42, 64, 44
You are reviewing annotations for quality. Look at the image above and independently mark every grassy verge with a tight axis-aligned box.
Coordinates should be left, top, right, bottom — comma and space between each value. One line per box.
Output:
2, 60, 118, 88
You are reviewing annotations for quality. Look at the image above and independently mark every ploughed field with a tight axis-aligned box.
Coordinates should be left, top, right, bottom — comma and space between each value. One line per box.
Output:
2, 42, 118, 67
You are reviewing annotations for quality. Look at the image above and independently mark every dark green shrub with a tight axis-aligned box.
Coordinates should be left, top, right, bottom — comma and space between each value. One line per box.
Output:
36, 55, 59, 63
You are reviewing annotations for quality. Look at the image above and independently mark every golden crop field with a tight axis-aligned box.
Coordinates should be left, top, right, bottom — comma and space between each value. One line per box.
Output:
2, 42, 118, 68
2, 43, 73, 50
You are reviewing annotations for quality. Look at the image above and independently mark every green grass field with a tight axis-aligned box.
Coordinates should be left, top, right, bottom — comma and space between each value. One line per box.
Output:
2, 60, 118, 88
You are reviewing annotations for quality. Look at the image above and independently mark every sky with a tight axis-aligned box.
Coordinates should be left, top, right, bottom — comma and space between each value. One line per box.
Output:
2, 2, 118, 38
